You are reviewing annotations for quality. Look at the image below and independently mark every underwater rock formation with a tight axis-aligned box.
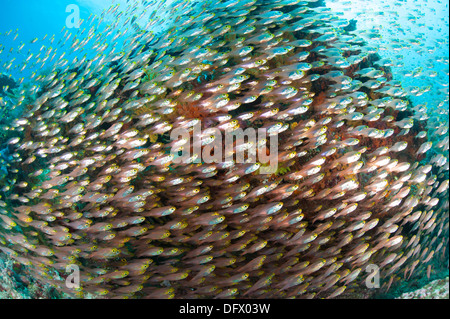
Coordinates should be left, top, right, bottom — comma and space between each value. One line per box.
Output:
0, 253, 66, 299
396, 277, 449, 299
0, 73, 18, 97
0, 0, 448, 299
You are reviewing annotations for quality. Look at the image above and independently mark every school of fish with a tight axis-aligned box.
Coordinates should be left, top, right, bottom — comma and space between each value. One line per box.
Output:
0, 0, 448, 299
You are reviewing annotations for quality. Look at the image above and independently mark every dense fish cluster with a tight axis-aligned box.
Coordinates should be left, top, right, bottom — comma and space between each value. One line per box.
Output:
0, 0, 448, 299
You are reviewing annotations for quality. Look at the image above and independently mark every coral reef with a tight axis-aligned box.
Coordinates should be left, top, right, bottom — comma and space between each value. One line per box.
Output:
397, 277, 449, 299
0, 251, 68, 299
